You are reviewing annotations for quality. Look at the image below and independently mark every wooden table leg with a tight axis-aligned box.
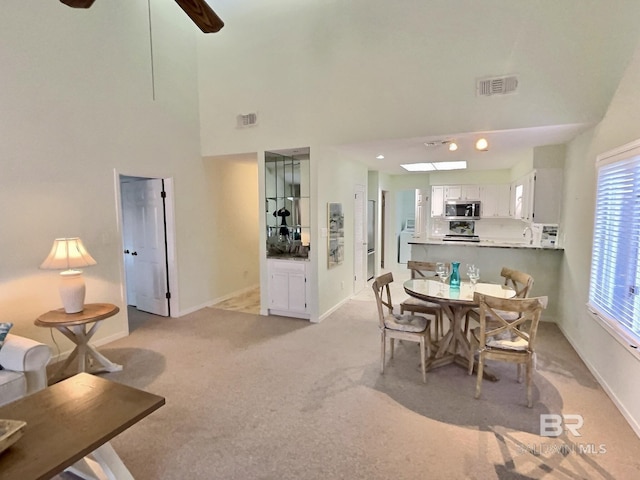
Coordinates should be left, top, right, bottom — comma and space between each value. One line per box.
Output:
430, 303, 499, 382
50, 322, 122, 380
66, 441, 134, 480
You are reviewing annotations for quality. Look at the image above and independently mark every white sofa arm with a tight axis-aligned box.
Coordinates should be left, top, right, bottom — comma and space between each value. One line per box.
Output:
0, 334, 51, 394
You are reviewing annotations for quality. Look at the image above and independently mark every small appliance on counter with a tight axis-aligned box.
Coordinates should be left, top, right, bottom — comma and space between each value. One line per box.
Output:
531, 224, 558, 247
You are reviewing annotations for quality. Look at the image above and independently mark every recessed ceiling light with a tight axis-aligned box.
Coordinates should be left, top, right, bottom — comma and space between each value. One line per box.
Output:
376, 154, 385, 160
448, 142, 458, 152
475, 138, 489, 151
401, 161, 467, 172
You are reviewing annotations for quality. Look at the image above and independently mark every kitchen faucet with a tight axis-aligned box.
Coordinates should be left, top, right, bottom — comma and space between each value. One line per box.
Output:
522, 226, 533, 245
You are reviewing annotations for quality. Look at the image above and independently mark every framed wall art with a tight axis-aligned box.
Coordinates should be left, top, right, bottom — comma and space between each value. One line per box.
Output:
328, 202, 344, 268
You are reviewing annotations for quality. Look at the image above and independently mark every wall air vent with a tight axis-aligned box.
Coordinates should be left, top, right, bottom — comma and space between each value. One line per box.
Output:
477, 75, 519, 96
237, 112, 258, 128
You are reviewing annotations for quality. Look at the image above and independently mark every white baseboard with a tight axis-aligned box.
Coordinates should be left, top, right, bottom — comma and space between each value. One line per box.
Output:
318, 295, 352, 323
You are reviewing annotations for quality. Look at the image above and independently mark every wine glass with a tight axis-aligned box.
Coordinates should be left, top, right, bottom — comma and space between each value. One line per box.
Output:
436, 263, 450, 285
468, 265, 480, 287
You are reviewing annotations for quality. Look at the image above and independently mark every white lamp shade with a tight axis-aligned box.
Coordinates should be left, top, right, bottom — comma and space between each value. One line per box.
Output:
40, 238, 97, 270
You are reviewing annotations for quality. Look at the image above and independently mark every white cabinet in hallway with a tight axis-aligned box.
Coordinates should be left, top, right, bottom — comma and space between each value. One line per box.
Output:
267, 259, 309, 319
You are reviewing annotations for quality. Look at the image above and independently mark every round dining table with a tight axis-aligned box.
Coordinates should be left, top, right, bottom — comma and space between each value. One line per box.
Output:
403, 278, 515, 379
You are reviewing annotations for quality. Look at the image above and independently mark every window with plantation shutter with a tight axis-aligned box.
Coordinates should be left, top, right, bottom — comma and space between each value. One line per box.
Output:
588, 139, 640, 346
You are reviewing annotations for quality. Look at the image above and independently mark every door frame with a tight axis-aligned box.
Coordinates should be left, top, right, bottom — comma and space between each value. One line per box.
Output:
353, 184, 367, 293
114, 169, 180, 318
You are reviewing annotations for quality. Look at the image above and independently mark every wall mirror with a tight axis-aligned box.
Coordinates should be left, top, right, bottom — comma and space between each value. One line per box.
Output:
265, 147, 310, 258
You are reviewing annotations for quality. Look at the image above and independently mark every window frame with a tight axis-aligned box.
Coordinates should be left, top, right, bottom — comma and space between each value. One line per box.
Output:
588, 138, 640, 358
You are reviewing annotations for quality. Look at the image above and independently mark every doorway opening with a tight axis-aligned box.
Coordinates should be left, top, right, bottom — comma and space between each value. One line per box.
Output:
118, 173, 179, 326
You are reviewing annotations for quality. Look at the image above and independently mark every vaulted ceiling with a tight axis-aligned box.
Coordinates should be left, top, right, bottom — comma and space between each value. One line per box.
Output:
197, 1, 640, 174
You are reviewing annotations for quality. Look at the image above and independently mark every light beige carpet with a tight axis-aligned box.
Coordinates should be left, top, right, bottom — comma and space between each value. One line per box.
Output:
55, 293, 639, 479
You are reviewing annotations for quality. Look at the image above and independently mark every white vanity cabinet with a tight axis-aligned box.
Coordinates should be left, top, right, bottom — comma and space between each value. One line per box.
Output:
267, 259, 309, 319
480, 184, 512, 218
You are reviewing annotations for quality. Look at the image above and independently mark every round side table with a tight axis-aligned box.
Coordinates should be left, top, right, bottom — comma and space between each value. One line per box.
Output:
35, 303, 122, 381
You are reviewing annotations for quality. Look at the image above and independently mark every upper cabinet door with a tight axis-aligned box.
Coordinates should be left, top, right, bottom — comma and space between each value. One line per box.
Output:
431, 186, 445, 217
481, 184, 512, 218
444, 185, 480, 200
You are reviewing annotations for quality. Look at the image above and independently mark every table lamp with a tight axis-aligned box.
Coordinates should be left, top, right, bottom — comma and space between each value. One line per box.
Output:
40, 237, 97, 313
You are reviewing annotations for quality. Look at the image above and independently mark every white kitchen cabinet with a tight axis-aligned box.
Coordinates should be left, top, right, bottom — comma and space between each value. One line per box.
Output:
512, 169, 563, 223
415, 189, 428, 234
431, 186, 445, 217
529, 169, 563, 224
445, 185, 480, 201
480, 184, 512, 218
267, 259, 309, 319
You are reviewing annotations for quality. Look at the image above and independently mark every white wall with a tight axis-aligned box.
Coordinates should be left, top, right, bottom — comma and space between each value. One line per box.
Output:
315, 147, 369, 318
0, 2, 218, 350
559, 41, 640, 435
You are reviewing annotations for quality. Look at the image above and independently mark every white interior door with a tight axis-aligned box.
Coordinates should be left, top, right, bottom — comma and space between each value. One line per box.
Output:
354, 184, 366, 293
121, 182, 137, 305
122, 178, 169, 316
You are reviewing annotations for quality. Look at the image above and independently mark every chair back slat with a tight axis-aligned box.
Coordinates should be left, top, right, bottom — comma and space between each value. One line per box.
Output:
474, 293, 548, 350
407, 260, 448, 279
500, 267, 534, 298
372, 272, 394, 328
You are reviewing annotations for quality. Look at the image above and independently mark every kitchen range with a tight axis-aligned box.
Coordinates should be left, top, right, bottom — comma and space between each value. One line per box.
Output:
443, 221, 480, 242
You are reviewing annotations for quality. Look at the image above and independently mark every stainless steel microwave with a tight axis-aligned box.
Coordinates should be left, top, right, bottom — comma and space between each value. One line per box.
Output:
444, 200, 481, 220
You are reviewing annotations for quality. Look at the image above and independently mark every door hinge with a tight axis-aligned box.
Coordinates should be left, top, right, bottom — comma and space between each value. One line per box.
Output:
165, 292, 171, 299
161, 190, 167, 198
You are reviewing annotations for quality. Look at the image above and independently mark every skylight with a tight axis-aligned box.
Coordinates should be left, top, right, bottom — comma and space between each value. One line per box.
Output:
401, 161, 467, 172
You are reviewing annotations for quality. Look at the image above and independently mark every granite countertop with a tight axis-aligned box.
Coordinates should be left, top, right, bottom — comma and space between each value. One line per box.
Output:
407, 235, 563, 251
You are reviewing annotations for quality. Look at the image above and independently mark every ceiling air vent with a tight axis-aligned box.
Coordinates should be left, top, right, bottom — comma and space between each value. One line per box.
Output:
237, 112, 258, 128
477, 75, 518, 96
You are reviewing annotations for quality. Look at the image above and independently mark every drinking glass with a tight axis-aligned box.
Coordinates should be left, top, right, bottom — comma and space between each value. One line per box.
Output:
436, 263, 450, 284
466, 263, 476, 280
468, 266, 480, 287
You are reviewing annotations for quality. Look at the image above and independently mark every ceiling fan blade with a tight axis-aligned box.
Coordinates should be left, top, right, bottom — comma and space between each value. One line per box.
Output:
174, 0, 224, 33
59, 0, 96, 7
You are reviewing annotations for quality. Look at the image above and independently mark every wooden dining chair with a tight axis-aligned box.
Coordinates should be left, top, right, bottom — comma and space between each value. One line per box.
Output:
465, 267, 534, 332
468, 292, 548, 407
372, 272, 432, 383
400, 261, 446, 339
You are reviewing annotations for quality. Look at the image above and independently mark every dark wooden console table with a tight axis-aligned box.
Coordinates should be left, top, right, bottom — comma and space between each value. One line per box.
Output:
0, 373, 165, 479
